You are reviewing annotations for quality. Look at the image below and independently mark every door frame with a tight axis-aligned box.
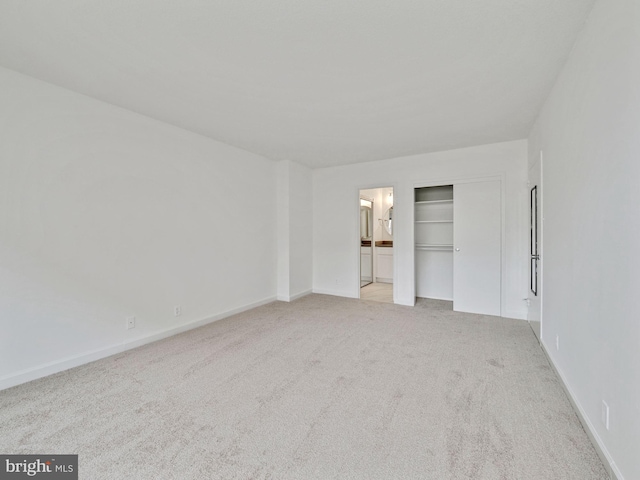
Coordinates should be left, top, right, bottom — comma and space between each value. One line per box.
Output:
355, 185, 397, 302
527, 152, 543, 340
359, 194, 374, 289
411, 173, 505, 314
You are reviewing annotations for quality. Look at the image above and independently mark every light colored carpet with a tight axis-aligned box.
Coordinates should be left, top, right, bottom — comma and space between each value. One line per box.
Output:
0, 295, 607, 479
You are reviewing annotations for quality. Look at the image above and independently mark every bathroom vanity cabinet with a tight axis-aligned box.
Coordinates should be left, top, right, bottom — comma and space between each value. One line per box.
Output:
360, 246, 373, 285
375, 243, 393, 283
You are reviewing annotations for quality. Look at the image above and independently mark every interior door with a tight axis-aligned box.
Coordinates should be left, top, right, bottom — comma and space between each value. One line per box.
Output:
453, 180, 501, 316
528, 156, 542, 339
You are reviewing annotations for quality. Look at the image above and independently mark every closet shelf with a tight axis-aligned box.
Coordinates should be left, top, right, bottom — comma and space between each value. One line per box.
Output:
415, 199, 453, 205
415, 244, 454, 251
415, 220, 453, 224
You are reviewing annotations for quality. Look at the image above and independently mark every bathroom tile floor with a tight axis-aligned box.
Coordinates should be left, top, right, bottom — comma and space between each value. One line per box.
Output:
360, 282, 393, 304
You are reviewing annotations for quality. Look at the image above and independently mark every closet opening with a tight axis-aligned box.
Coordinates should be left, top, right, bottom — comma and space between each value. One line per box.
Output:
414, 180, 502, 316
415, 185, 454, 303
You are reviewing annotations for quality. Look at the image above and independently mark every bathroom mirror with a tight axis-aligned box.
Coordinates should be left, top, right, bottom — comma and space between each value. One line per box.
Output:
360, 205, 373, 239
383, 207, 393, 235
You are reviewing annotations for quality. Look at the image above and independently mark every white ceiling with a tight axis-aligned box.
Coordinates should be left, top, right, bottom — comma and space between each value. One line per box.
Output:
0, 0, 596, 168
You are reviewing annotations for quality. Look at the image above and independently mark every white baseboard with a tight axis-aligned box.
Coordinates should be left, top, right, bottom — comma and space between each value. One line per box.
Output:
375, 277, 393, 284
277, 289, 312, 302
311, 288, 357, 299
0, 295, 277, 392
417, 295, 453, 302
502, 309, 528, 320
394, 297, 415, 306
0, 344, 127, 392
290, 289, 312, 301
539, 340, 623, 480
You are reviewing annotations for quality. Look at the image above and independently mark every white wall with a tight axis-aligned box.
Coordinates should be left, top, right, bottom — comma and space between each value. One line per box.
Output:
0, 67, 278, 389
277, 160, 312, 301
276, 161, 291, 300
288, 162, 313, 298
528, 0, 640, 477
313, 140, 528, 318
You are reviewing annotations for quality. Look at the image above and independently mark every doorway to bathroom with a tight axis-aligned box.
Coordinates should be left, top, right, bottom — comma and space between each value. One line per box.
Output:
359, 195, 374, 287
359, 187, 394, 303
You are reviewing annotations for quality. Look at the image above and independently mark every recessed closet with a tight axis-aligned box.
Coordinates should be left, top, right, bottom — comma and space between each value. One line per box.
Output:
414, 180, 501, 316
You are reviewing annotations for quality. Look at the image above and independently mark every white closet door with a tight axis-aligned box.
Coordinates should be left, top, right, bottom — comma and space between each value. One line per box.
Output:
453, 181, 501, 316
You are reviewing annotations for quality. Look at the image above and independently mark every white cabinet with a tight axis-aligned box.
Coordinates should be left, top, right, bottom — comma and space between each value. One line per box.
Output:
376, 247, 393, 283
415, 182, 501, 316
360, 246, 372, 283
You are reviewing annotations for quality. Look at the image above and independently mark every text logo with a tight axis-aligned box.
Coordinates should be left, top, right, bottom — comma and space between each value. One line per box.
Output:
0, 455, 77, 479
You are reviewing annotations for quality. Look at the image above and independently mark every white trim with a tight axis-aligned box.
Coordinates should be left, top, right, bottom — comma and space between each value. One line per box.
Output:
0, 295, 277, 392
502, 309, 528, 321
540, 152, 544, 338
527, 150, 543, 340
277, 289, 312, 302
416, 295, 453, 302
312, 288, 358, 299
290, 289, 312, 301
375, 277, 393, 284
540, 340, 623, 480
394, 297, 415, 307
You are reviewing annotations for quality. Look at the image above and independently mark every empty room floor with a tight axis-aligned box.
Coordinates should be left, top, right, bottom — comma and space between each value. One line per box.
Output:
0, 295, 606, 479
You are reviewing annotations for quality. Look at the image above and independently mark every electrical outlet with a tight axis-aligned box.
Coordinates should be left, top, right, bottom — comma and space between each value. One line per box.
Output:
556, 334, 559, 351
126, 316, 136, 330
174, 305, 182, 317
601, 401, 610, 430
